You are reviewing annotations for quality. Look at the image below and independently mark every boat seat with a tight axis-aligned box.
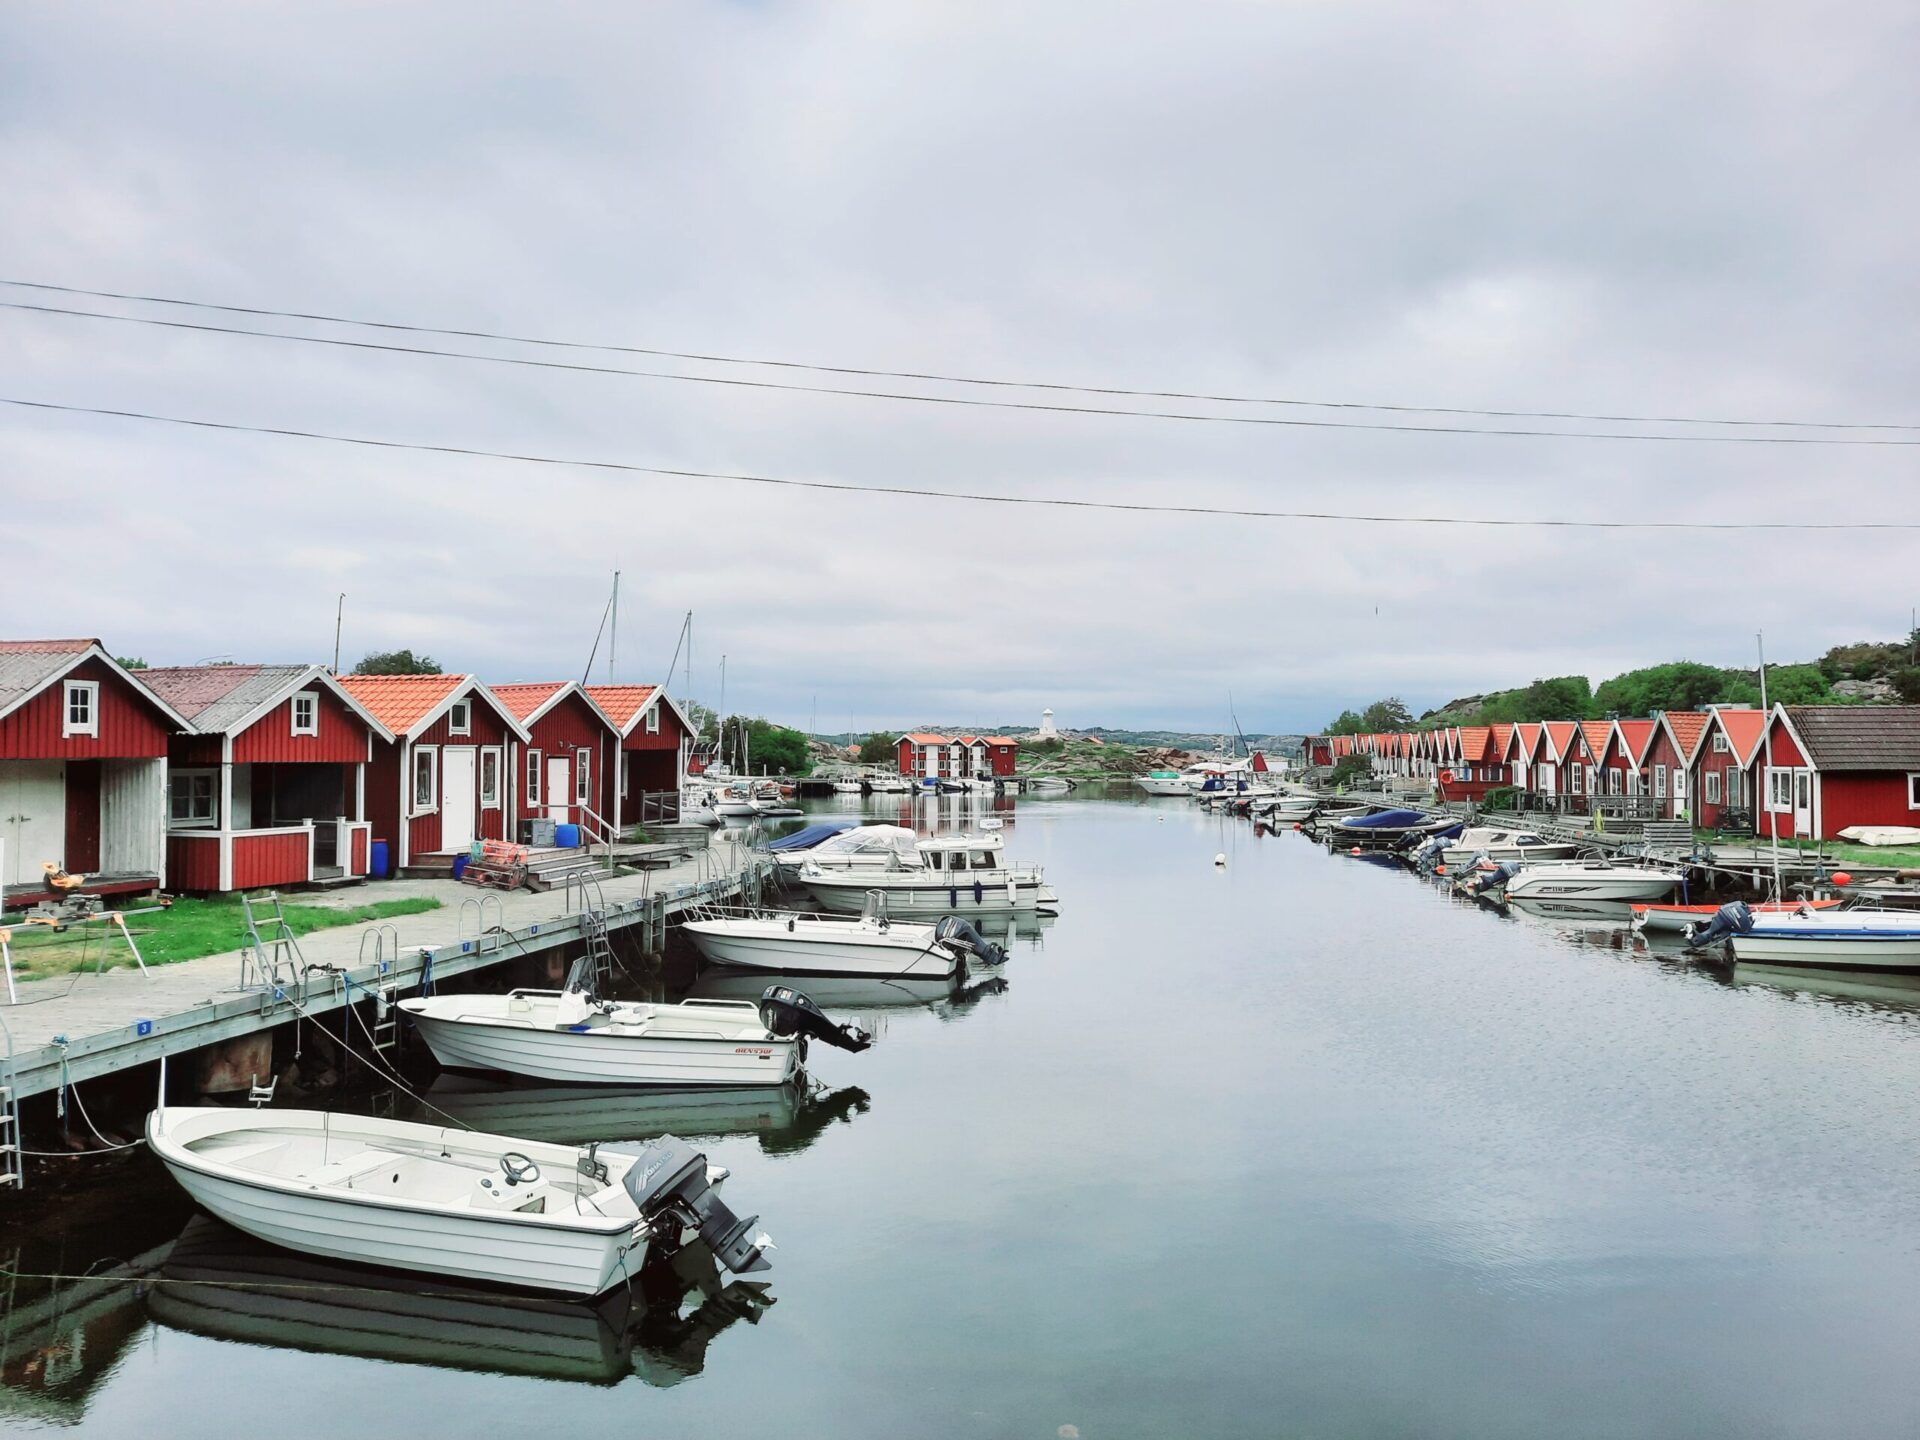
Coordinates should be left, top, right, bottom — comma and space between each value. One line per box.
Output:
300, 1152, 399, 1189
199, 1137, 294, 1173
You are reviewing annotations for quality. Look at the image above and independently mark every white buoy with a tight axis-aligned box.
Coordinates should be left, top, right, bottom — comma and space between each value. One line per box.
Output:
1213, 853, 1227, 867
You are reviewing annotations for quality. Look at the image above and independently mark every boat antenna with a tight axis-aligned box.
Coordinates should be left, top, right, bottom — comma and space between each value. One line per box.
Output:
1756, 631, 1783, 904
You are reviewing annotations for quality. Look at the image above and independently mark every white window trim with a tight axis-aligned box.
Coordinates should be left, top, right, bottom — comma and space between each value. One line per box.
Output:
479, 746, 503, 809
448, 699, 472, 736
412, 745, 439, 814
1705, 771, 1722, 805
1713, 732, 1730, 754
575, 748, 592, 805
168, 767, 219, 828
62, 679, 100, 738
526, 749, 542, 807
1654, 764, 1668, 799
645, 706, 661, 735
291, 689, 319, 737
1567, 762, 1582, 794
1766, 767, 1793, 812
1910, 772, 1920, 811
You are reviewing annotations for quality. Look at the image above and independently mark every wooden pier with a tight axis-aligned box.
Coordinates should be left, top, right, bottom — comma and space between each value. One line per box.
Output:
0, 840, 769, 1105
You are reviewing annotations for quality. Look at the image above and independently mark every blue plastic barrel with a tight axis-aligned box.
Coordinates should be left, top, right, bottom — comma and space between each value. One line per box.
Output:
450, 854, 470, 880
554, 822, 582, 849
370, 839, 390, 878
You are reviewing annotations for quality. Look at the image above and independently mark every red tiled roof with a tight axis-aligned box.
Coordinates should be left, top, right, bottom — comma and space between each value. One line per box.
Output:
1662, 711, 1709, 763
984, 736, 1016, 746
1579, 721, 1611, 760
1541, 721, 1577, 760
1509, 722, 1541, 759
337, 673, 467, 733
584, 685, 660, 730
1456, 725, 1492, 761
0, 638, 98, 654
489, 682, 569, 723
1614, 718, 1656, 763
1713, 708, 1767, 764
1488, 723, 1514, 759
899, 731, 948, 744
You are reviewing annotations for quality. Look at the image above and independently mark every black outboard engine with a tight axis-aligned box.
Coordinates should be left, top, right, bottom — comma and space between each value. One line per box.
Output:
759, 985, 874, 1054
1465, 859, 1522, 897
934, 915, 1009, 967
1410, 835, 1446, 870
622, 1134, 773, 1274
1685, 900, 1754, 951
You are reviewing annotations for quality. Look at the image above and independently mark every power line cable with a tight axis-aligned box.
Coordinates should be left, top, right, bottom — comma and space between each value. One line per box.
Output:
6, 393, 1918, 531
1, 284, 1913, 443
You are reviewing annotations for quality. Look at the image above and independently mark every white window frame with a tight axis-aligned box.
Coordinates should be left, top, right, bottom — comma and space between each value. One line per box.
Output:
575, 748, 592, 805
1910, 773, 1920, 811
1567, 762, 1582, 795
62, 679, 100, 738
291, 689, 319, 737
1766, 767, 1792, 812
448, 698, 472, 736
169, 768, 218, 827
645, 706, 661, 735
1713, 732, 1730, 754
1705, 771, 1722, 805
1654, 764, 1668, 799
412, 745, 439, 814
526, 749, 542, 807
1607, 766, 1622, 796
479, 746, 502, 809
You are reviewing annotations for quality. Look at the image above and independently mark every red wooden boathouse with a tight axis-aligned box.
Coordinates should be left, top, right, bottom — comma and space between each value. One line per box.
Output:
1693, 707, 1764, 830
584, 685, 695, 831
492, 683, 620, 836
1643, 711, 1709, 821
1757, 704, 1920, 841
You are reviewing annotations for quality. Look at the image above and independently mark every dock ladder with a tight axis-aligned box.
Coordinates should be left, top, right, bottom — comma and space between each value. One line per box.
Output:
0, 1011, 20, 1190
240, 893, 305, 991
565, 872, 619, 989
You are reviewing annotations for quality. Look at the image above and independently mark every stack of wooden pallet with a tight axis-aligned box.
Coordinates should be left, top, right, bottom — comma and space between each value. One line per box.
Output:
460, 839, 530, 890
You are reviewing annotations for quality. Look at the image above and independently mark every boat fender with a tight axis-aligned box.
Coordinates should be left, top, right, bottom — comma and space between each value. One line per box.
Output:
621, 1135, 773, 1275
1684, 900, 1754, 951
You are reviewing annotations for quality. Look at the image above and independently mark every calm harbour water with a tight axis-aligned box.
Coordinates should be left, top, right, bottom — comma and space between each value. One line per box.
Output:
10, 788, 1920, 1437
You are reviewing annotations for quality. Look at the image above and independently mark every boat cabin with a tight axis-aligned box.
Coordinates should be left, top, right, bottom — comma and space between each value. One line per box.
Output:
137, 663, 392, 892
915, 834, 1008, 874
0, 639, 185, 905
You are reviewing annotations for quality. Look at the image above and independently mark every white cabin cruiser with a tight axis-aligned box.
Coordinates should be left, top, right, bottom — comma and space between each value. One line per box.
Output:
865, 773, 912, 793
766, 824, 920, 883
1439, 827, 1581, 867
147, 1105, 775, 1295
1499, 860, 1684, 902
799, 833, 1057, 916
1136, 770, 1189, 797
683, 896, 1008, 979
401, 963, 872, 1086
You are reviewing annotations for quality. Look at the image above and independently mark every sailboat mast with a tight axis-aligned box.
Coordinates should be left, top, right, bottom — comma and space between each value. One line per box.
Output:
1757, 631, 1783, 902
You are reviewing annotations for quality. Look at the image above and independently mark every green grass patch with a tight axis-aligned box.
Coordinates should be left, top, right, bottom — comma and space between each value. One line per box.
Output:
4, 894, 442, 978
1694, 830, 1920, 869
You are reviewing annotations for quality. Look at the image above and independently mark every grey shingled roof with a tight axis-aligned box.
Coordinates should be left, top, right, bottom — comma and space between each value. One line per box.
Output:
137, 665, 315, 734
0, 644, 95, 718
1784, 705, 1920, 772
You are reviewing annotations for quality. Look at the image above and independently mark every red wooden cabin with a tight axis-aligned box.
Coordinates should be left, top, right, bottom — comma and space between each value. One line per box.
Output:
1597, 719, 1656, 798
1693, 707, 1764, 830
1757, 705, 1920, 841
492, 683, 620, 837
138, 664, 390, 892
0, 639, 185, 906
337, 675, 528, 874
1435, 725, 1506, 802
584, 685, 695, 831
1644, 711, 1708, 821
1305, 737, 1335, 769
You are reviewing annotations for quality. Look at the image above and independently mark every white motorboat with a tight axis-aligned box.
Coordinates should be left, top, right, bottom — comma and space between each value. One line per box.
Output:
1500, 860, 1685, 902
401, 970, 871, 1087
147, 1104, 775, 1296
865, 773, 912, 794
1024, 776, 1072, 792
711, 786, 758, 818
799, 833, 1057, 916
1728, 907, 1920, 972
768, 824, 920, 882
830, 777, 864, 794
1255, 794, 1320, 823
1439, 826, 1581, 868
1135, 770, 1189, 797
683, 897, 1005, 979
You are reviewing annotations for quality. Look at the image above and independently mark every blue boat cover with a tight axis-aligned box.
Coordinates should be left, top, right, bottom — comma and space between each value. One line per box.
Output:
765, 820, 859, 851
1341, 809, 1428, 829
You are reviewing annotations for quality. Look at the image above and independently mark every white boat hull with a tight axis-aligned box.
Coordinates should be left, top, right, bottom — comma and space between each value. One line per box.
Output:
1135, 778, 1189, 796
1732, 915, 1920, 972
403, 997, 799, 1087
800, 876, 1058, 916
1502, 868, 1682, 902
681, 918, 960, 979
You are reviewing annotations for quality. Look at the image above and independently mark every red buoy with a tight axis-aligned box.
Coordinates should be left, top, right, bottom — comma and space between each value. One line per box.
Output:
1832, 871, 1853, 886
1350, 846, 1361, 855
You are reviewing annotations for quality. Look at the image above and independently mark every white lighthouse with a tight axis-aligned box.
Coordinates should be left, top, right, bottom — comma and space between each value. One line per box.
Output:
1036, 708, 1058, 739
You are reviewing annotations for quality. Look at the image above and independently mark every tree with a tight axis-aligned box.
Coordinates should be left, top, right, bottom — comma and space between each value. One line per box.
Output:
1328, 754, 1370, 788
856, 732, 896, 764
114, 656, 148, 670
352, 648, 440, 676
1592, 662, 1729, 717
1892, 668, 1920, 703
683, 699, 720, 742
720, 717, 812, 775
1360, 698, 1413, 731
1721, 664, 1831, 708
1325, 709, 1365, 736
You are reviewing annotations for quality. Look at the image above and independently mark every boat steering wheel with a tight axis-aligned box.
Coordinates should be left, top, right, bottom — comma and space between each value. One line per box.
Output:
500, 1151, 542, 1186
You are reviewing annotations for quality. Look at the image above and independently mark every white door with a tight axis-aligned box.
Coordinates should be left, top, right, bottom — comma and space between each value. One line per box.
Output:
442, 747, 477, 852
0, 760, 66, 886
546, 756, 571, 823
1793, 770, 1814, 837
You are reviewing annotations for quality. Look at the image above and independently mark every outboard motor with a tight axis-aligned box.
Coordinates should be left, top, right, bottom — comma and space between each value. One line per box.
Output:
934, 915, 1009, 967
622, 1135, 773, 1275
1410, 835, 1446, 870
1465, 859, 1523, 898
759, 985, 873, 1053
1685, 900, 1754, 951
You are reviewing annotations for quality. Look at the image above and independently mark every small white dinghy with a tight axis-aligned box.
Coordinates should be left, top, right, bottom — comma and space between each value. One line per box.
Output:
401, 960, 872, 1087
682, 894, 1008, 980
147, 1105, 774, 1296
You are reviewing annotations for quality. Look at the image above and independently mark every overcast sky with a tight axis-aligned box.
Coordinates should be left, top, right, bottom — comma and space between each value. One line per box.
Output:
3, 3, 1916, 735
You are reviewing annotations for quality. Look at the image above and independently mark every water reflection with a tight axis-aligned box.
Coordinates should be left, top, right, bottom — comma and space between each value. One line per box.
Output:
417, 1073, 872, 1156
689, 967, 1010, 1021
0, 1243, 162, 1425
149, 1217, 770, 1387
